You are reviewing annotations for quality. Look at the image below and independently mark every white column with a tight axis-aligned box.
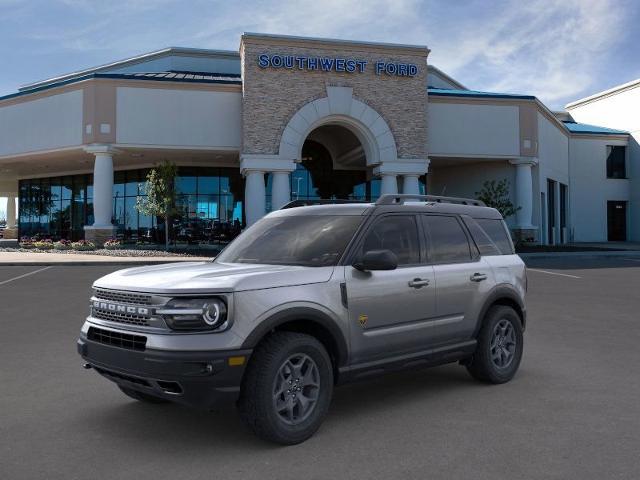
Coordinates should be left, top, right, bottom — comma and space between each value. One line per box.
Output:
244, 170, 266, 226
6, 195, 16, 229
402, 174, 421, 195
91, 151, 115, 227
510, 158, 537, 229
271, 171, 291, 210
380, 174, 398, 195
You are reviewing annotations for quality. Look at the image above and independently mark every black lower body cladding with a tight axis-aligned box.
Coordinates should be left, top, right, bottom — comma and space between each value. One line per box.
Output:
77, 335, 252, 409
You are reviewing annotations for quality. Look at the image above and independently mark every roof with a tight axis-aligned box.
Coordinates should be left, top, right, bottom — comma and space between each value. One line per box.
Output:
565, 78, 640, 109
19, 47, 240, 92
427, 66, 467, 90
428, 87, 535, 100
562, 121, 628, 135
0, 71, 241, 103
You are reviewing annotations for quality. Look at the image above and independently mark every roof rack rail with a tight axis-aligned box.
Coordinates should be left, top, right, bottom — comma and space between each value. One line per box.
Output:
375, 194, 486, 207
281, 199, 370, 209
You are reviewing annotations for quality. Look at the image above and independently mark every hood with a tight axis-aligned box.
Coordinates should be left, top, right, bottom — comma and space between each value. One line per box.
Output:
93, 261, 335, 294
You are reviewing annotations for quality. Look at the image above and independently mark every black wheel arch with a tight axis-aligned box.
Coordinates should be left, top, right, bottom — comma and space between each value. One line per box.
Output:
241, 307, 349, 372
474, 285, 526, 336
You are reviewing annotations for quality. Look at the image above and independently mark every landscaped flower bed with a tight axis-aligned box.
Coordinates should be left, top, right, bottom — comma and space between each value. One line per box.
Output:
54, 239, 72, 250
70, 240, 96, 251
103, 238, 123, 250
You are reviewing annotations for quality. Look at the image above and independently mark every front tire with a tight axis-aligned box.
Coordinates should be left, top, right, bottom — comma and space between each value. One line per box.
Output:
238, 332, 334, 445
466, 305, 523, 384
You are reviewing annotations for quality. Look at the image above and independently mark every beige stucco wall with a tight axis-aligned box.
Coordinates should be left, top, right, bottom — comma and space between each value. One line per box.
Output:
240, 35, 429, 160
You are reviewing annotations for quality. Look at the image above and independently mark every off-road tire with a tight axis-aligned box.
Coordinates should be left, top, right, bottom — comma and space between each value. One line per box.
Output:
118, 385, 169, 404
466, 305, 523, 384
238, 331, 334, 445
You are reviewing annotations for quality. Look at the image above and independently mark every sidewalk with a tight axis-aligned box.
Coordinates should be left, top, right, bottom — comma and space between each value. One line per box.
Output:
0, 251, 211, 266
519, 250, 640, 259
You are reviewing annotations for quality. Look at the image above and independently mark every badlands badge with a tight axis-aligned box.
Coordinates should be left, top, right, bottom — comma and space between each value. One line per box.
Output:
358, 313, 368, 328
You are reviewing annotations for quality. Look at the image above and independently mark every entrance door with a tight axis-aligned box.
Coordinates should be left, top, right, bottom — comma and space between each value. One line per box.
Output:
607, 201, 627, 241
345, 214, 436, 363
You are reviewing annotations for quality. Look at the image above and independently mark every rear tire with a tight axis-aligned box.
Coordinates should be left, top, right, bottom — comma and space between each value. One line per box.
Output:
238, 332, 334, 445
466, 305, 523, 384
118, 386, 169, 404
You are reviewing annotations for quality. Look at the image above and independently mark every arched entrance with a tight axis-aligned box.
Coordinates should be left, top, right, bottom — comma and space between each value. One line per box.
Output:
287, 124, 381, 203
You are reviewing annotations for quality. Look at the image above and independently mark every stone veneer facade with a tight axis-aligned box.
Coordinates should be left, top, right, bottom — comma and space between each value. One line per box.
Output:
240, 34, 430, 161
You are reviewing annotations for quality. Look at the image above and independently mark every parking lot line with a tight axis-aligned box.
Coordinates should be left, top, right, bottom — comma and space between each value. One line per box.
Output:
0, 266, 52, 286
527, 268, 581, 279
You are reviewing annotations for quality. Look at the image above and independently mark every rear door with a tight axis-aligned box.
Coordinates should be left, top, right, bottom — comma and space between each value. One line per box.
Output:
345, 214, 436, 363
421, 214, 493, 345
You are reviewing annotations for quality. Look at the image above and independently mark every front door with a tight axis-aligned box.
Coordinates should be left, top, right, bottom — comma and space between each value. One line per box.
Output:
346, 214, 436, 363
607, 201, 627, 241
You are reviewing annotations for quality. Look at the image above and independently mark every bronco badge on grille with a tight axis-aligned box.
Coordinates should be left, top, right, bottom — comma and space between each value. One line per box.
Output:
92, 301, 150, 316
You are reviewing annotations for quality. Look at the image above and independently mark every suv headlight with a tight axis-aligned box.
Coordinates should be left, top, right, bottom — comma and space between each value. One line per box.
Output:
157, 298, 229, 331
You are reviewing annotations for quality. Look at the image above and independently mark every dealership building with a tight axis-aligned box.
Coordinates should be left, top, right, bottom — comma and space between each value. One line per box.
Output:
0, 33, 636, 246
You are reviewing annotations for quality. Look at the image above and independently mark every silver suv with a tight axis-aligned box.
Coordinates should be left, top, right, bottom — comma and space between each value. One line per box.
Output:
77, 194, 527, 444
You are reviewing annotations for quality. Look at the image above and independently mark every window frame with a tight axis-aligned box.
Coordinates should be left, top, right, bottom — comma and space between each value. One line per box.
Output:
421, 213, 480, 265
606, 145, 627, 180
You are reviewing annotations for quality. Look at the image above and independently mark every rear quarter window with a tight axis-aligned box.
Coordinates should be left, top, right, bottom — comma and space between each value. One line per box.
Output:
473, 218, 515, 255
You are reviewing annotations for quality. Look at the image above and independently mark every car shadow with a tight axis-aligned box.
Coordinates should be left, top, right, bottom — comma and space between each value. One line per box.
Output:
73, 364, 482, 451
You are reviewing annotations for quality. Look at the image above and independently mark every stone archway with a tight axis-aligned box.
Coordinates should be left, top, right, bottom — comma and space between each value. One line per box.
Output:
278, 86, 398, 166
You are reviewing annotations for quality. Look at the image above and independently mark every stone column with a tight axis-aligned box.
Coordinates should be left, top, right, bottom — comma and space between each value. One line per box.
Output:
380, 174, 398, 195
509, 158, 538, 242
402, 174, 421, 195
244, 170, 266, 227
2, 194, 17, 240
271, 171, 291, 210
241, 154, 296, 226
84, 145, 117, 245
6, 195, 16, 229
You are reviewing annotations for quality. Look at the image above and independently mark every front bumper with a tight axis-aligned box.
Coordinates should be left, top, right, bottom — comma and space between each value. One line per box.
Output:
77, 335, 252, 410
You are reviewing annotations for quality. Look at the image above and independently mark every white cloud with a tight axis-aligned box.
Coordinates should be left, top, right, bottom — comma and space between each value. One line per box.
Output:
3, 0, 634, 108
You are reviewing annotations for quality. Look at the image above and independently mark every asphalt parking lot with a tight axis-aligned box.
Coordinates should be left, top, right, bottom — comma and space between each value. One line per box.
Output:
1, 257, 640, 479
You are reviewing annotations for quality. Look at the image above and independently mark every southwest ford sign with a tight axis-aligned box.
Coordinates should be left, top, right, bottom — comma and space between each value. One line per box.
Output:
257, 54, 418, 77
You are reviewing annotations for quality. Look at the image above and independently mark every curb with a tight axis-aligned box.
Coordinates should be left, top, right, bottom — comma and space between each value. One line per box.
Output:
519, 251, 640, 259
0, 260, 208, 266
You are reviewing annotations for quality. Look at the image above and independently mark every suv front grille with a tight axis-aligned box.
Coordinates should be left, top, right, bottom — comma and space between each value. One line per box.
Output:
92, 308, 151, 326
88, 326, 147, 351
94, 289, 152, 305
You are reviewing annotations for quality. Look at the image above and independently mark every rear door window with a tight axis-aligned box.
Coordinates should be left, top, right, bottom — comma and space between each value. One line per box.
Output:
422, 215, 472, 264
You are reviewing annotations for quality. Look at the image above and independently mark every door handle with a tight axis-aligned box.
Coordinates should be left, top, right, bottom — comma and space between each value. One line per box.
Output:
408, 278, 430, 288
470, 273, 488, 282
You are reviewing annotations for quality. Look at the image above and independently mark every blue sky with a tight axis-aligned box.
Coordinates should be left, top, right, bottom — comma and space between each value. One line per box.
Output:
1, 0, 639, 109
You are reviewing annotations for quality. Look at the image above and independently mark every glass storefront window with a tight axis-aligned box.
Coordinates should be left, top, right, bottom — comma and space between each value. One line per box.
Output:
18, 166, 245, 245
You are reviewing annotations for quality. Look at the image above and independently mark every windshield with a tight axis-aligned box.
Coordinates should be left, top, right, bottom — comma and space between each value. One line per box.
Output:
216, 215, 363, 267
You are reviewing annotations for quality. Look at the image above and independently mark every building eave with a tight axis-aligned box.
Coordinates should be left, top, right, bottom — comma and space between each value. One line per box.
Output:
565, 78, 640, 109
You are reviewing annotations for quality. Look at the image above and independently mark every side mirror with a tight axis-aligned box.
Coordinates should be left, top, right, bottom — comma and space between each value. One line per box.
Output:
353, 249, 398, 272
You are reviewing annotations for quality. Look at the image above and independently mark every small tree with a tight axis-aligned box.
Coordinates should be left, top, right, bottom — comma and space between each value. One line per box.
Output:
136, 161, 178, 251
475, 179, 520, 219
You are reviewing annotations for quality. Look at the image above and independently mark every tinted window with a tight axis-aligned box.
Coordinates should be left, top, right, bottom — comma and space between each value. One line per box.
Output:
360, 215, 420, 265
463, 217, 500, 256
476, 218, 514, 254
216, 215, 362, 267
606, 146, 626, 179
423, 215, 472, 263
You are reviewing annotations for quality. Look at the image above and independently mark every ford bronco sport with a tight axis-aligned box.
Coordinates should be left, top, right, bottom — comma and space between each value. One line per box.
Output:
77, 194, 527, 444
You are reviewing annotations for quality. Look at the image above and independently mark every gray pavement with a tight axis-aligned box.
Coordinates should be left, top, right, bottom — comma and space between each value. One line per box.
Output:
1, 259, 639, 479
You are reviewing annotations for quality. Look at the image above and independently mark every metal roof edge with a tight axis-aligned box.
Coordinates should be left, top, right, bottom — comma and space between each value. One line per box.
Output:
1, 72, 242, 103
